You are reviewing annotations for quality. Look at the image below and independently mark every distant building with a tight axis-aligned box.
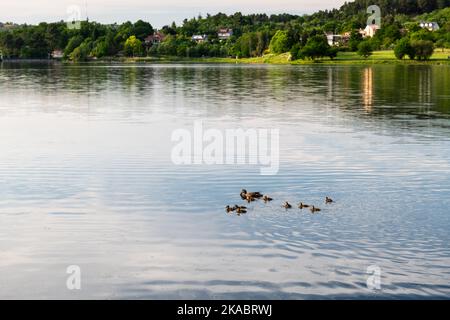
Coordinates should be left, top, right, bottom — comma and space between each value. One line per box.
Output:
144, 31, 166, 46
419, 21, 440, 31
51, 50, 64, 59
359, 24, 380, 38
325, 32, 342, 46
218, 28, 233, 40
192, 34, 208, 43
0, 22, 17, 30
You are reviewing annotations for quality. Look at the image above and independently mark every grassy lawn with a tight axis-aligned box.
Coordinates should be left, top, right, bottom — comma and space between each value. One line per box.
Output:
336, 50, 397, 61
335, 49, 450, 62
210, 49, 450, 65
121, 49, 450, 65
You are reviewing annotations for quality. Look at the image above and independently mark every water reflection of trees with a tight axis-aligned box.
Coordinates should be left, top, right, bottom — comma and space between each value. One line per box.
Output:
2, 63, 449, 120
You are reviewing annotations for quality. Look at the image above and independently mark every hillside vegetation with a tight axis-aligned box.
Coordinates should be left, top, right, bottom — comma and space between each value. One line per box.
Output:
0, 0, 449, 62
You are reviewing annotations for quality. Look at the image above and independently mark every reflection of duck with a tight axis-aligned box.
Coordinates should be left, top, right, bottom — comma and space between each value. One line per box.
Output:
310, 206, 321, 213
298, 202, 310, 209
282, 202, 292, 209
263, 195, 273, 202
326, 197, 334, 204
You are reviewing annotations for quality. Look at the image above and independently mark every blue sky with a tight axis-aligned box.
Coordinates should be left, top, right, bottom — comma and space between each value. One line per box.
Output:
1, 0, 347, 27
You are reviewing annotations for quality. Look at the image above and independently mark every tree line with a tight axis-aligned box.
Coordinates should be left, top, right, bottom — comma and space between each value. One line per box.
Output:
0, 1, 449, 61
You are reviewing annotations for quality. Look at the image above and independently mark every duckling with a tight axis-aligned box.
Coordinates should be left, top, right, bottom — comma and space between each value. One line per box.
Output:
251, 192, 263, 199
325, 197, 334, 204
263, 195, 273, 202
310, 206, 321, 213
225, 205, 235, 213
241, 189, 263, 199
236, 207, 247, 215
298, 202, 310, 209
282, 202, 292, 209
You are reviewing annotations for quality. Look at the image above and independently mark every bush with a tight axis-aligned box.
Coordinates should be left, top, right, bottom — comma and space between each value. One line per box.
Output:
357, 41, 373, 58
328, 47, 339, 60
394, 38, 415, 60
411, 40, 434, 60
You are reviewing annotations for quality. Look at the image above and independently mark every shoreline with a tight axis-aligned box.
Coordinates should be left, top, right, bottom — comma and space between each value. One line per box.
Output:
124, 50, 450, 65
2, 50, 450, 66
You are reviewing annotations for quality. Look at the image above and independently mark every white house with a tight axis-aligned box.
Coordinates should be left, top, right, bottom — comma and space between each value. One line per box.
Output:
419, 21, 440, 31
218, 28, 233, 40
51, 50, 64, 59
325, 33, 342, 46
192, 34, 208, 43
359, 24, 380, 38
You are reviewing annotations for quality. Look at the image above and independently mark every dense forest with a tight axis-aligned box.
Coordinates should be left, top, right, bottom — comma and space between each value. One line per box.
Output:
0, 0, 449, 61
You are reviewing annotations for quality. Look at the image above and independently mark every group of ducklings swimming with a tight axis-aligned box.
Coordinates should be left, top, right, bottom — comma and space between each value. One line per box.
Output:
225, 189, 334, 216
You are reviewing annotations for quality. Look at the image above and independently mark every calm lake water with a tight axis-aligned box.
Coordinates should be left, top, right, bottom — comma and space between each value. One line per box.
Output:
0, 62, 449, 299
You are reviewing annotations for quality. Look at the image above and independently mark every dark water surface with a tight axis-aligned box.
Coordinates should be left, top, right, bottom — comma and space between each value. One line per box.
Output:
0, 62, 449, 299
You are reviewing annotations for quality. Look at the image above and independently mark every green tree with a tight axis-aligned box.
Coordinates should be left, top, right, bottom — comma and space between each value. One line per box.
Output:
290, 43, 303, 60
92, 31, 117, 57
357, 40, 373, 58
124, 35, 143, 57
300, 35, 331, 60
69, 40, 92, 61
269, 30, 290, 54
157, 35, 178, 56
349, 30, 363, 51
394, 37, 415, 59
132, 20, 154, 41
64, 35, 84, 57
234, 32, 268, 58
